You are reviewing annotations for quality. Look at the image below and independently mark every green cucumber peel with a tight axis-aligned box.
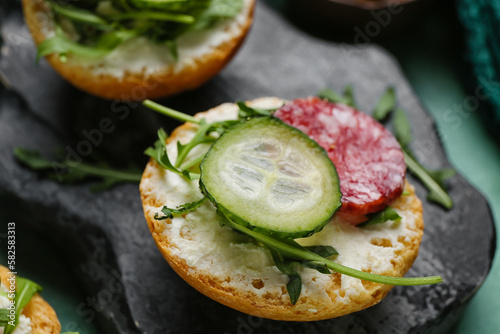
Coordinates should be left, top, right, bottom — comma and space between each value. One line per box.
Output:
199, 116, 342, 238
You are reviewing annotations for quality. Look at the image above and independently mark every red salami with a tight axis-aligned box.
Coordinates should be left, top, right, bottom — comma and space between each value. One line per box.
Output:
274, 97, 406, 217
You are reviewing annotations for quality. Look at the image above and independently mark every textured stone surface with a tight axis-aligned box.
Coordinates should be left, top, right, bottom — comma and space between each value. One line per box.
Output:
0, 1, 495, 333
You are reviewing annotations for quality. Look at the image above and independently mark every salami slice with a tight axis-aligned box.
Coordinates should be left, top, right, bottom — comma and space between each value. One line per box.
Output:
274, 97, 406, 217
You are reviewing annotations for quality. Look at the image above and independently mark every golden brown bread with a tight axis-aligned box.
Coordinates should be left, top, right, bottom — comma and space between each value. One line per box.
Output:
0, 265, 61, 334
22, 0, 255, 100
139, 98, 424, 321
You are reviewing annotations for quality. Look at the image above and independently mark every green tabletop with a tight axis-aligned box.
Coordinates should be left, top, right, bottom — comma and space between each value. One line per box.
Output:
1, 0, 499, 333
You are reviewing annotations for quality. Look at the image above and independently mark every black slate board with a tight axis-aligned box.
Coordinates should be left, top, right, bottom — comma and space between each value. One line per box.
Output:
0, 1, 495, 333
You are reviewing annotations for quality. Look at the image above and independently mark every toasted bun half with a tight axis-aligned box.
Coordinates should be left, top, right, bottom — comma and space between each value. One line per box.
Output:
22, 0, 255, 100
140, 97, 424, 321
0, 265, 61, 334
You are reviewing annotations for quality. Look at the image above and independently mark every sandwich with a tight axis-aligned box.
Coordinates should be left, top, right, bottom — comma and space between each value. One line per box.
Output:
22, 0, 255, 100
0, 265, 61, 334
139, 96, 442, 320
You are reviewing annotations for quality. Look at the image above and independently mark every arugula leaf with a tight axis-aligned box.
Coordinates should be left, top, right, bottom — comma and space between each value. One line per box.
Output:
165, 40, 179, 61
190, 0, 243, 31
404, 151, 454, 209
175, 119, 216, 167
393, 108, 413, 148
143, 100, 200, 124
215, 207, 443, 303
48, 2, 111, 27
391, 107, 455, 209
4, 277, 42, 334
302, 261, 331, 275
372, 87, 396, 121
155, 197, 207, 220
143, 100, 246, 179
106, 11, 195, 23
236, 102, 275, 118
304, 245, 338, 258
37, 28, 112, 62
14, 147, 142, 192
0, 309, 9, 326
12, 148, 53, 169
266, 247, 302, 304
317, 88, 352, 105
209, 0, 244, 17
358, 207, 401, 228
95, 29, 141, 50
342, 85, 357, 108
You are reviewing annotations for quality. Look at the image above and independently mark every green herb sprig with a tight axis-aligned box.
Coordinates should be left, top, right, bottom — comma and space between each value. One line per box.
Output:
14, 148, 142, 192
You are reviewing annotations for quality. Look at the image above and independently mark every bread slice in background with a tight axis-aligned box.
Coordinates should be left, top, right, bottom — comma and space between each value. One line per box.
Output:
0, 265, 61, 334
22, 0, 255, 100
140, 97, 424, 321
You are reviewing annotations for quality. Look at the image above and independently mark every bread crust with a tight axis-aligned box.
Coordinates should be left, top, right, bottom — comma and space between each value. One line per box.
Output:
140, 98, 424, 321
22, 0, 255, 100
0, 265, 61, 334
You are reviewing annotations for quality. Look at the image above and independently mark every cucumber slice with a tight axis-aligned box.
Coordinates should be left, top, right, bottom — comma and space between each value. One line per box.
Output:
200, 117, 342, 238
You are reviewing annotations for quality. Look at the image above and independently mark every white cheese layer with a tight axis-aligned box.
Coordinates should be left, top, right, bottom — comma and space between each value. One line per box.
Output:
144, 97, 419, 309
39, 0, 253, 79
0, 285, 32, 334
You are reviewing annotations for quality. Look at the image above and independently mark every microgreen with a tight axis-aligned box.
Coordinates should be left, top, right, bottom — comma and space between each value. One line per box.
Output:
14, 147, 142, 192
4, 276, 42, 334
